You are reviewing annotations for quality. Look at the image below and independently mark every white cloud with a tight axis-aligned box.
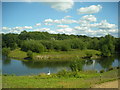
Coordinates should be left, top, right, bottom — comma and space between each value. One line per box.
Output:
23, 26, 33, 29
44, 19, 53, 23
81, 15, 97, 22
35, 23, 41, 26
40, 28, 50, 32
54, 19, 61, 23
74, 26, 89, 31
44, 17, 78, 25
2, 27, 11, 30
57, 27, 74, 35
98, 20, 116, 29
64, 28, 73, 32
48, 30, 57, 34
64, 15, 72, 19
44, 23, 53, 26
44, 19, 54, 25
77, 5, 102, 14
13, 27, 23, 30
108, 29, 118, 33
60, 19, 78, 24
50, 0, 74, 12
54, 18, 77, 24
57, 25, 69, 28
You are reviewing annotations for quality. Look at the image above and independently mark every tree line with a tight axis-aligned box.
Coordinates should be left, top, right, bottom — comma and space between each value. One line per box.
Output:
2, 30, 120, 57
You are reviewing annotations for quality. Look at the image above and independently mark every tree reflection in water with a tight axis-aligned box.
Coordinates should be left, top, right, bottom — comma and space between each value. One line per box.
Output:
21, 60, 71, 69
2, 56, 11, 65
98, 56, 115, 70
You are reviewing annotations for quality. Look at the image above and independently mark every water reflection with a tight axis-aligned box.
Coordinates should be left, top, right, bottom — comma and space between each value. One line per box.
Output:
2, 56, 11, 65
21, 61, 71, 69
2, 54, 119, 75
98, 56, 116, 69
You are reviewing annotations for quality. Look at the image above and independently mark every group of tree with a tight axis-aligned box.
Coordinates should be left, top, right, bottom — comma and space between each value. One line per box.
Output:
2, 31, 120, 57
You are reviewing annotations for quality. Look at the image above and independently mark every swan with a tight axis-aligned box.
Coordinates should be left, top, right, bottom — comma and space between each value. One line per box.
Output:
47, 70, 50, 75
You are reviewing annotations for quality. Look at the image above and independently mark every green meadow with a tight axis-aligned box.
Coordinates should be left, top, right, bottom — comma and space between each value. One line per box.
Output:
2, 69, 118, 88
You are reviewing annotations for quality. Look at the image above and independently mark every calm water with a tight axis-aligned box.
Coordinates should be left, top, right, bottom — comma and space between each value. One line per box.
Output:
2, 54, 120, 75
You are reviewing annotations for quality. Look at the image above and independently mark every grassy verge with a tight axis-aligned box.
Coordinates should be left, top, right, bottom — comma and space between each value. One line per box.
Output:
8, 48, 101, 61
2, 69, 118, 88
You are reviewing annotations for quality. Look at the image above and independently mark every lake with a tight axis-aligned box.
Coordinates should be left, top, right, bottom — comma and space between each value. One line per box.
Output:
2, 54, 120, 75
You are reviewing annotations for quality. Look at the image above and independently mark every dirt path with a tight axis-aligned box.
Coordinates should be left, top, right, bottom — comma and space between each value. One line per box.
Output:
93, 80, 119, 88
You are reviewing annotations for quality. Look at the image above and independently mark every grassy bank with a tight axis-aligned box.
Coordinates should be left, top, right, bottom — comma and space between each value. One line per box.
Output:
8, 48, 101, 61
2, 69, 118, 88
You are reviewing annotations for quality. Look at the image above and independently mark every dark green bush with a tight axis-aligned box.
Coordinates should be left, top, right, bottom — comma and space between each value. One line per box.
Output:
100, 69, 105, 73
21, 40, 45, 53
108, 66, 114, 71
117, 66, 120, 69
85, 53, 93, 58
60, 43, 71, 51
70, 61, 83, 72
27, 50, 33, 59
2, 48, 10, 56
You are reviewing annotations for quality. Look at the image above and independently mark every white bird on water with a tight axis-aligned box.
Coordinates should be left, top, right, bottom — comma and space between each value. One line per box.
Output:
47, 70, 50, 75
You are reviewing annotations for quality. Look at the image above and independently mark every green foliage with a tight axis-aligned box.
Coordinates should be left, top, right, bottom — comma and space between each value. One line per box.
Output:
100, 70, 105, 73
108, 66, 114, 71
19, 31, 51, 40
115, 38, 120, 52
2, 48, 10, 56
27, 50, 33, 59
60, 42, 71, 51
57, 69, 68, 77
70, 39, 86, 50
40, 41, 54, 50
85, 53, 93, 58
101, 45, 111, 56
87, 38, 100, 50
100, 35, 115, 56
21, 40, 45, 53
2, 32, 118, 55
70, 61, 83, 72
2, 33, 19, 50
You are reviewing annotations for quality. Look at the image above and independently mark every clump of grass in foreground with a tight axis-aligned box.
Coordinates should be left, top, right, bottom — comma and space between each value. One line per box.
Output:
2, 69, 118, 88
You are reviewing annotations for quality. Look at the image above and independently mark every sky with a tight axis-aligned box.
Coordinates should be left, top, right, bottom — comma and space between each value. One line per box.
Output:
2, 1, 118, 37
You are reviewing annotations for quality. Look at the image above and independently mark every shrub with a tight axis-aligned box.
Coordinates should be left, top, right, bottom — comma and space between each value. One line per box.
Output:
70, 39, 86, 50
40, 41, 54, 50
60, 43, 71, 51
2, 48, 10, 56
53, 41, 61, 51
70, 61, 83, 72
71, 72, 80, 78
108, 66, 114, 71
27, 50, 33, 59
85, 53, 92, 58
21, 40, 45, 53
117, 66, 120, 69
100, 69, 105, 73
57, 69, 68, 77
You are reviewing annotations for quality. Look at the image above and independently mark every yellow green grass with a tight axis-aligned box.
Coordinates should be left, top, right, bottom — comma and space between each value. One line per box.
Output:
2, 69, 118, 88
8, 48, 101, 61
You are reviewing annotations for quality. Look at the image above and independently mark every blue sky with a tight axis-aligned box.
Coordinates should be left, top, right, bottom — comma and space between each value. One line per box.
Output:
2, 2, 118, 37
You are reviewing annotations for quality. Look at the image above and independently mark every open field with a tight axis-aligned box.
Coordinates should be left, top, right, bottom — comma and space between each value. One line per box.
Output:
2, 69, 118, 88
